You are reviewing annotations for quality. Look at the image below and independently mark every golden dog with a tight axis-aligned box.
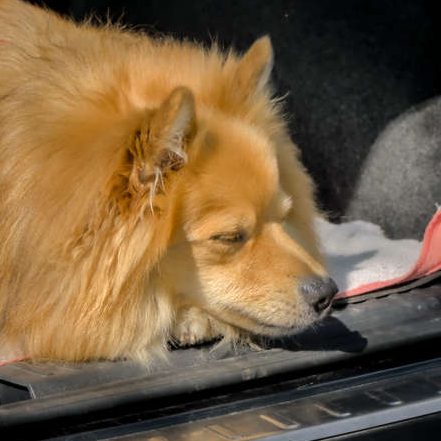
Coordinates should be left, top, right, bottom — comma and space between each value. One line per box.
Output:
0, 0, 337, 362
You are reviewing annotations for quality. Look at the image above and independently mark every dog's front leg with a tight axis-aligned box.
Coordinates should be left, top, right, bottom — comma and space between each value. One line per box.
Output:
172, 307, 239, 347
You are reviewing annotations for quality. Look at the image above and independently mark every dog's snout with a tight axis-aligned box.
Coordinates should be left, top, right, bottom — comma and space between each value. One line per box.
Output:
300, 276, 338, 313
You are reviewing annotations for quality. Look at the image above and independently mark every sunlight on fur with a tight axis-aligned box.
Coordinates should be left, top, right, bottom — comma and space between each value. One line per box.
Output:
0, 0, 334, 362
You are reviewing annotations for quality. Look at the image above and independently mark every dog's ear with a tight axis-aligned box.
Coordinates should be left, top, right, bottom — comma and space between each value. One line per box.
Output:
149, 86, 196, 169
127, 87, 196, 195
235, 35, 273, 97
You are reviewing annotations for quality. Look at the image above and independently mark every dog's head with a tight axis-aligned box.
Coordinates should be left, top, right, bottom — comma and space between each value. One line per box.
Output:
123, 37, 337, 337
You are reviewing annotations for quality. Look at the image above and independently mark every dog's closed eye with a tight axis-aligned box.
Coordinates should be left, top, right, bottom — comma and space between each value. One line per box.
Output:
210, 231, 247, 244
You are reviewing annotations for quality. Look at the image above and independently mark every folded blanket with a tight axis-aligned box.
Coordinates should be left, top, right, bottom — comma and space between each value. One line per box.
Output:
318, 209, 441, 299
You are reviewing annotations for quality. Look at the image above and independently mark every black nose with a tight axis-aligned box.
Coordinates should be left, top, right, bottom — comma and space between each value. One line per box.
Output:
300, 276, 338, 313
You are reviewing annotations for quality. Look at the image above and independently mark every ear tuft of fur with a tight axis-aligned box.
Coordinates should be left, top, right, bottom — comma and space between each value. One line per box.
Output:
125, 87, 196, 203
235, 35, 274, 97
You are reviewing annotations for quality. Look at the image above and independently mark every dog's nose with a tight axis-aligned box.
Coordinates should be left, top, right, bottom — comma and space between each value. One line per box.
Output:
300, 276, 338, 313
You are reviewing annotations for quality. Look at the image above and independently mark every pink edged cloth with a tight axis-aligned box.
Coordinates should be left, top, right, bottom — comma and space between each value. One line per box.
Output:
0, 356, 26, 367
317, 209, 441, 299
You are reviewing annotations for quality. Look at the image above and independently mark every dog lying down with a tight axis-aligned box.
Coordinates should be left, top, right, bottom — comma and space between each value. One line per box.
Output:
0, 0, 337, 362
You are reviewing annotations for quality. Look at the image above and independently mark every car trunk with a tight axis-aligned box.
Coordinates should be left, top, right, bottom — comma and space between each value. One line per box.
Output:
2, 1, 441, 439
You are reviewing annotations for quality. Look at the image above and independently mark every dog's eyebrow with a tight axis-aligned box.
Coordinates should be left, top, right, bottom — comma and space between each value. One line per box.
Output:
279, 192, 293, 218
268, 191, 292, 222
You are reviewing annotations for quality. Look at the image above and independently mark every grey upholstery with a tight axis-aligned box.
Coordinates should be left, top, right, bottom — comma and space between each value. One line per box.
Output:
347, 98, 441, 239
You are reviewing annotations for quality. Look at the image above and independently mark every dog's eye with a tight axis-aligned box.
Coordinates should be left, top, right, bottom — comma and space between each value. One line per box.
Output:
210, 231, 246, 244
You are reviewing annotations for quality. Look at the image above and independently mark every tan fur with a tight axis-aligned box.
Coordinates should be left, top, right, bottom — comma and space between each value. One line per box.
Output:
0, 0, 328, 362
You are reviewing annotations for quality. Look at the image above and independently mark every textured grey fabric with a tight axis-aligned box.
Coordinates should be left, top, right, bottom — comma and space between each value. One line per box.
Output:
347, 97, 441, 239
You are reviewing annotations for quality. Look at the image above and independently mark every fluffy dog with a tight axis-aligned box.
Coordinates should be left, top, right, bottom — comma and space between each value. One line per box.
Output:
0, 0, 337, 362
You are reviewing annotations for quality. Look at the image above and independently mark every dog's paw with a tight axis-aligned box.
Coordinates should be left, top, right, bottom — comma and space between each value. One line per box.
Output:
172, 307, 222, 347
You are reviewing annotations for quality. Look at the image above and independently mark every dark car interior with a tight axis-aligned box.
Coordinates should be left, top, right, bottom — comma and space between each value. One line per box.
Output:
1, 1, 440, 440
